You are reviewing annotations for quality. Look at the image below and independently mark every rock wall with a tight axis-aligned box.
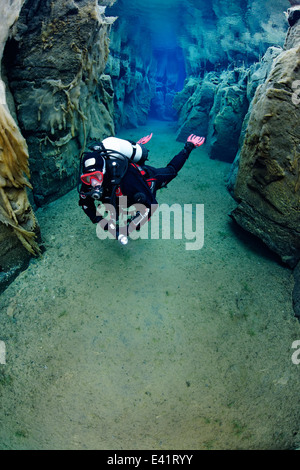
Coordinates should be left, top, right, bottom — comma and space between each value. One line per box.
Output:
3, 0, 116, 206
227, 45, 283, 192
105, 16, 156, 131
230, 7, 300, 268
105, 3, 187, 130
0, 0, 117, 294
2, 0, 299, 293
173, 74, 219, 142
293, 262, 300, 319
0, 0, 40, 293
207, 68, 250, 163
172, 0, 289, 162
106, 0, 289, 133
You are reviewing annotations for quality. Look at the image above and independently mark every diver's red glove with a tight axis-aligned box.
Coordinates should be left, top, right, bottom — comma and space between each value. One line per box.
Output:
187, 134, 205, 147
137, 133, 153, 145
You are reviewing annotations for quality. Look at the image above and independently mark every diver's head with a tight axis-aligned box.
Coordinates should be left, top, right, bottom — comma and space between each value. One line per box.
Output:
80, 153, 106, 200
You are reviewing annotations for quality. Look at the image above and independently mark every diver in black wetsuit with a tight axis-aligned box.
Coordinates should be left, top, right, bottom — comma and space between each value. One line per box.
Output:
78, 133, 205, 244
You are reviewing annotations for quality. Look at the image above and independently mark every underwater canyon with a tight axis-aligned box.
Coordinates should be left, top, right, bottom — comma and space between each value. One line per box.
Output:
0, 0, 300, 451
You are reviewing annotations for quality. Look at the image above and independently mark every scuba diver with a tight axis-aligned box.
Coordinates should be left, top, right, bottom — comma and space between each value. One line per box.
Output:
78, 133, 205, 244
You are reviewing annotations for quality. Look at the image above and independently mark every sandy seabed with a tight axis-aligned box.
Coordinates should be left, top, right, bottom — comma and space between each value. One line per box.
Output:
0, 120, 300, 450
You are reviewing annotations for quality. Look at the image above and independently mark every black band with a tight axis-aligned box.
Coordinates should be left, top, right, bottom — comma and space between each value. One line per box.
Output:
130, 145, 137, 161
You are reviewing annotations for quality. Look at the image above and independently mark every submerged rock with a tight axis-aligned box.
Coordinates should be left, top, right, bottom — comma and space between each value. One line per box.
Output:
231, 10, 300, 268
207, 68, 249, 162
284, 3, 300, 48
105, 15, 156, 130
0, 0, 41, 293
227, 46, 283, 194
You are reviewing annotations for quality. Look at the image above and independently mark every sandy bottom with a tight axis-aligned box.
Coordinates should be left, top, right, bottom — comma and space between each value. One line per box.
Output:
0, 120, 300, 450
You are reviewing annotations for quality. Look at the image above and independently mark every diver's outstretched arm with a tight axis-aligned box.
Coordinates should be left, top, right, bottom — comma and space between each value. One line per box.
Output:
166, 134, 206, 175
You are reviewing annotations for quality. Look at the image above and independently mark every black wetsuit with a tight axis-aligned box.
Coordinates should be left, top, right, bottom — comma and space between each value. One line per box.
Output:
79, 142, 195, 228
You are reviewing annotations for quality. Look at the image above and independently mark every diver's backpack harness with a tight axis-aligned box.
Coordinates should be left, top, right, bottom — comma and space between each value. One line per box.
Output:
78, 136, 151, 206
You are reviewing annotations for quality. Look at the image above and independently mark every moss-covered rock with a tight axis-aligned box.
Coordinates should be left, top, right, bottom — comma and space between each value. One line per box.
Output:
3, 0, 116, 206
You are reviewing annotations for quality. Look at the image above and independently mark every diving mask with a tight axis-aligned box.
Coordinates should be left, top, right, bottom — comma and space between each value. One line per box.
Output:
80, 171, 104, 186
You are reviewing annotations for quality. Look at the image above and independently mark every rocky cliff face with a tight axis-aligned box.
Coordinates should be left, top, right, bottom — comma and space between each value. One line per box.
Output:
107, 0, 289, 137
105, 0, 187, 130
105, 15, 156, 130
1, 0, 299, 295
170, 0, 289, 162
3, 0, 116, 206
231, 7, 300, 268
183, 0, 288, 76
174, 67, 251, 162
0, 0, 41, 292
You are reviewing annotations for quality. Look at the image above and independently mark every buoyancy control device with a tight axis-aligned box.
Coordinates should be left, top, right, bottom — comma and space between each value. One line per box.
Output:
101, 137, 149, 165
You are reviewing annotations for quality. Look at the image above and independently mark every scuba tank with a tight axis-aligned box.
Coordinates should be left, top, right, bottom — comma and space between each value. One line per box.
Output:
101, 137, 149, 165
78, 136, 149, 200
